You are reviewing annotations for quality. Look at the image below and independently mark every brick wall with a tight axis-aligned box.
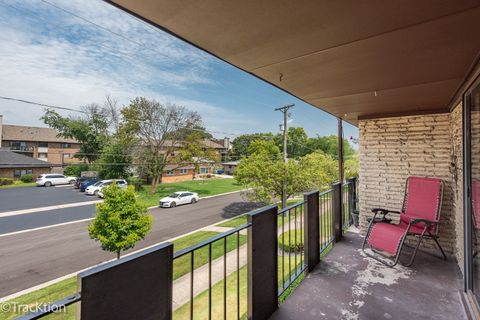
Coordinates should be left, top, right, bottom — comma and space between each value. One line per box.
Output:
359, 112, 459, 255
0, 167, 51, 179
450, 104, 464, 272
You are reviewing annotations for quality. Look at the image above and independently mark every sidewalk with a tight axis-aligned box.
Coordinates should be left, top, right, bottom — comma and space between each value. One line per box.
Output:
172, 216, 305, 310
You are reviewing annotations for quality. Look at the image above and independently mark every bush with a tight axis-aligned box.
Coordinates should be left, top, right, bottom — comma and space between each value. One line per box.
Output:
0, 178, 14, 186
127, 176, 145, 192
278, 230, 304, 253
63, 165, 82, 177
20, 174, 34, 183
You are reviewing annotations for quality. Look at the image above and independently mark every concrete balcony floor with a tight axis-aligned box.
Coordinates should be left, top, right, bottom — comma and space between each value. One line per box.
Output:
271, 231, 466, 320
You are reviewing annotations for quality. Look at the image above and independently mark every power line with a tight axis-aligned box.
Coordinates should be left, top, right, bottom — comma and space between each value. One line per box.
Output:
0, 96, 85, 113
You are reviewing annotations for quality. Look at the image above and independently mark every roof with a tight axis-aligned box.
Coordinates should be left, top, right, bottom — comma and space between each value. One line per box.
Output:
1, 124, 78, 143
0, 150, 54, 168
108, 1, 480, 125
163, 164, 195, 171
222, 161, 240, 166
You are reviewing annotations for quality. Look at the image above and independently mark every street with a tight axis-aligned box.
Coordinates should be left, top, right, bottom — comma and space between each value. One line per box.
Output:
0, 187, 257, 298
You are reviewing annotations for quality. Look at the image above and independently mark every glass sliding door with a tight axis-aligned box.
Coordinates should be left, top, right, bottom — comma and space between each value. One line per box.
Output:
465, 77, 480, 309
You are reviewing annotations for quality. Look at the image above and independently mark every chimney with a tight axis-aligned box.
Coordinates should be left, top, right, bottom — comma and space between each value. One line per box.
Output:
223, 137, 230, 149
0, 115, 3, 148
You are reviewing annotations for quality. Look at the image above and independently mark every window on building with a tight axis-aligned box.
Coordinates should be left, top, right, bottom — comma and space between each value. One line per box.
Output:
61, 143, 71, 148
166, 170, 174, 176
179, 169, 188, 175
38, 153, 48, 159
13, 169, 33, 178
38, 142, 48, 148
200, 167, 209, 174
63, 153, 71, 160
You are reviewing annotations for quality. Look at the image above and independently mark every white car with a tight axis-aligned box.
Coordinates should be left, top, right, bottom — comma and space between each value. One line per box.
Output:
36, 174, 77, 187
159, 191, 199, 208
85, 179, 127, 196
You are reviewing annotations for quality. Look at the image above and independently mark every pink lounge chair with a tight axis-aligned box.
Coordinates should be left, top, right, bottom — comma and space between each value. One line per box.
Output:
362, 176, 446, 267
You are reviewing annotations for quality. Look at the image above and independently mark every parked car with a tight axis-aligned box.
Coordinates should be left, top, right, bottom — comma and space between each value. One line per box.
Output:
159, 191, 199, 208
85, 179, 127, 196
75, 177, 88, 189
36, 174, 77, 187
79, 178, 99, 192
97, 180, 128, 198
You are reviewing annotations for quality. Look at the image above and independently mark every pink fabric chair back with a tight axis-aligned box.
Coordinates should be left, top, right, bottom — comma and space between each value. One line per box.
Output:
472, 179, 480, 229
400, 177, 442, 232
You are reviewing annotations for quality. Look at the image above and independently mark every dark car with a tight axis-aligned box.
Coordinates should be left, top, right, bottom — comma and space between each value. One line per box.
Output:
75, 177, 89, 189
79, 179, 99, 192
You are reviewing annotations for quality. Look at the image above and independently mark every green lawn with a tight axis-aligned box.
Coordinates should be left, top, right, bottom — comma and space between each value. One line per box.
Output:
0, 230, 245, 320
173, 231, 247, 280
0, 181, 36, 189
137, 178, 243, 207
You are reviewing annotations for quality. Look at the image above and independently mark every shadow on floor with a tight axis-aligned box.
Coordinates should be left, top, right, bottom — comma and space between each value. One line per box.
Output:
271, 231, 466, 320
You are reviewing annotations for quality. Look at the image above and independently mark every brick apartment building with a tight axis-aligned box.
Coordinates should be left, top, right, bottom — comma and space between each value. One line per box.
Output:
0, 115, 81, 170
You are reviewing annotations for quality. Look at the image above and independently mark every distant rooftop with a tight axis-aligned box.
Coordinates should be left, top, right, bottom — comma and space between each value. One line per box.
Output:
0, 149, 54, 168
1, 124, 77, 143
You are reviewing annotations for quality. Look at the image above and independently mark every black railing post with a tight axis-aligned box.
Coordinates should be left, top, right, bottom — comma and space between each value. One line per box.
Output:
78, 242, 173, 320
304, 190, 320, 271
348, 177, 357, 214
332, 182, 343, 241
247, 205, 278, 320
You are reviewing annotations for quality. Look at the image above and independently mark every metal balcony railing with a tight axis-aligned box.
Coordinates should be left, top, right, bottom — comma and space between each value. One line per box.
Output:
17, 178, 358, 320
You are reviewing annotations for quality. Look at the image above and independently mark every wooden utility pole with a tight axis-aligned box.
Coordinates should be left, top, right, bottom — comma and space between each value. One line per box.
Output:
275, 104, 294, 208
338, 118, 344, 182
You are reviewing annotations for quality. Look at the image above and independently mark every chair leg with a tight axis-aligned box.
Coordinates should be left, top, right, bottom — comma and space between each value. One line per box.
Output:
430, 233, 447, 260
402, 235, 424, 267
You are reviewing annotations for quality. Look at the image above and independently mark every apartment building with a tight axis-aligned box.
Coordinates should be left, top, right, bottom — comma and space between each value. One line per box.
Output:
0, 115, 81, 167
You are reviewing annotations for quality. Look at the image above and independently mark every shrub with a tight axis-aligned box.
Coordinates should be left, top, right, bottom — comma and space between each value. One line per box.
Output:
0, 178, 14, 186
20, 174, 34, 183
127, 176, 145, 192
63, 165, 82, 177
278, 230, 304, 253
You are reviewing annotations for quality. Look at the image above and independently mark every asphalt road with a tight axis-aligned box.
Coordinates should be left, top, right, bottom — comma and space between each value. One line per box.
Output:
0, 186, 93, 213
0, 192, 262, 298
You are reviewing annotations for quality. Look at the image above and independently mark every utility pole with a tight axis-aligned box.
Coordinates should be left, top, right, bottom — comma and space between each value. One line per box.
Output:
275, 104, 294, 208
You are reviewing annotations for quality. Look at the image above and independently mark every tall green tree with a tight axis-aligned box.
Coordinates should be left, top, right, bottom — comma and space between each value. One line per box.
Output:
299, 151, 338, 191
231, 133, 274, 157
88, 184, 152, 259
42, 104, 110, 163
306, 135, 355, 160
122, 97, 202, 193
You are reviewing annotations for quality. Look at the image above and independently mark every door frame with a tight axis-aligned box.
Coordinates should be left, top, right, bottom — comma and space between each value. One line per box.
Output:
463, 74, 480, 314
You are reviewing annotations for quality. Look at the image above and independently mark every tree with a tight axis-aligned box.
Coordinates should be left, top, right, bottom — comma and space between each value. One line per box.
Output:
98, 137, 134, 179
231, 133, 274, 158
235, 142, 307, 205
42, 104, 110, 163
247, 140, 281, 158
168, 124, 213, 140
299, 151, 338, 191
88, 184, 152, 259
273, 127, 309, 158
344, 153, 359, 179
122, 97, 202, 193
306, 135, 356, 160
175, 131, 220, 179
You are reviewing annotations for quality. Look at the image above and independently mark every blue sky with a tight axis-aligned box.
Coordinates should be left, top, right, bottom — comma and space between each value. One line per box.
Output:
0, 0, 358, 141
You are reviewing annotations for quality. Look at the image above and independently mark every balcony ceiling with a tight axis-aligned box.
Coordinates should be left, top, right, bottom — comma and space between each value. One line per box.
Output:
108, 0, 480, 125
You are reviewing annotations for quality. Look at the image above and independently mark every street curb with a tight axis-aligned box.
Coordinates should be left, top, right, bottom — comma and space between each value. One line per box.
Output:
0, 191, 246, 302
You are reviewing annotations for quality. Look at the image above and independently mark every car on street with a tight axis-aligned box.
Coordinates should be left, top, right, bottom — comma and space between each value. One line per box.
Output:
79, 178, 99, 192
159, 191, 199, 208
36, 174, 77, 187
85, 179, 127, 196
97, 180, 128, 198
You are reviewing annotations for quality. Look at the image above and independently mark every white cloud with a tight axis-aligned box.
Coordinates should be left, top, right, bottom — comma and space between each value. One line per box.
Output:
0, 0, 254, 136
